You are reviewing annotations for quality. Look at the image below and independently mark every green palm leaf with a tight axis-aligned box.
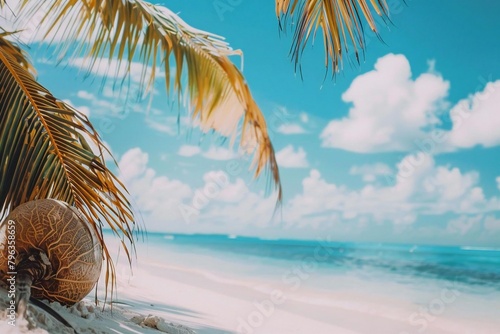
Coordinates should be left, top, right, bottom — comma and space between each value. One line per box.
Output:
12, 0, 282, 202
276, 0, 389, 73
0, 36, 136, 301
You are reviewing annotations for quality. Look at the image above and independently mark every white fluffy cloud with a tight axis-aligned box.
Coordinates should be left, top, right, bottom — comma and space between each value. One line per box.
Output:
115, 148, 500, 239
447, 214, 500, 235
446, 215, 482, 235
276, 124, 306, 134
300, 113, 309, 123
176, 144, 241, 161
144, 115, 195, 136
276, 145, 309, 168
118, 148, 193, 230
446, 81, 500, 149
69, 58, 164, 85
202, 146, 238, 161
195, 176, 277, 230
73, 88, 126, 118
271, 107, 309, 135
283, 154, 500, 228
497, 177, 500, 190
144, 118, 177, 136
117, 147, 276, 233
119, 148, 149, 182
484, 216, 500, 232
320, 54, 500, 154
349, 163, 392, 182
77, 90, 95, 100
320, 54, 449, 152
178, 145, 202, 157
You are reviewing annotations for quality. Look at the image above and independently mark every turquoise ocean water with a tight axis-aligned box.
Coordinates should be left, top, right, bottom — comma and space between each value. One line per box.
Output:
135, 232, 500, 294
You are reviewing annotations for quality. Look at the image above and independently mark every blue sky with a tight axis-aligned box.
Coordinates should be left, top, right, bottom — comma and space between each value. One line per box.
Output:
5, 0, 500, 246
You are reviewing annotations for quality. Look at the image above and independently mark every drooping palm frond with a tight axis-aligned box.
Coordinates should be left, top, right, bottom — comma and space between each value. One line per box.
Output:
13, 0, 282, 203
0, 36, 136, 302
276, 0, 389, 74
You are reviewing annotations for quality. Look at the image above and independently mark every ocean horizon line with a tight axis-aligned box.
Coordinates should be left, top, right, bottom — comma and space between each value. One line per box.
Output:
101, 229, 500, 252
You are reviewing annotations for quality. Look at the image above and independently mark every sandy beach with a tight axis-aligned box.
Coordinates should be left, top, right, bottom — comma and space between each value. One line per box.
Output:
1, 234, 500, 334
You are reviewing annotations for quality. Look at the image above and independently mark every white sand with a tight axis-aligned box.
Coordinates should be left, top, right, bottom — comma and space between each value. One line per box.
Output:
1, 238, 499, 334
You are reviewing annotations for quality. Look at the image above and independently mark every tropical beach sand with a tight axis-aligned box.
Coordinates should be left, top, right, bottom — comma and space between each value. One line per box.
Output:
1, 235, 499, 334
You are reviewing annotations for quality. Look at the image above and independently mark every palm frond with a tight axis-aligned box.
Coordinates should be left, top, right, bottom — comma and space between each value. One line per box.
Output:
0, 30, 35, 74
0, 36, 136, 302
13, 0, 282, 203
276, 0, 389, 73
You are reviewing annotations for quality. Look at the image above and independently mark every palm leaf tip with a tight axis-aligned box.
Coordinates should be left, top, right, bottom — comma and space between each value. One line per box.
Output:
276, 0, 389, 73
0, 36, 135, 301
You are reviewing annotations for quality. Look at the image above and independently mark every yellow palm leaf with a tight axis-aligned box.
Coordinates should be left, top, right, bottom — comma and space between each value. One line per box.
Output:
0, 36, 137, 302
276, 0, 389, 73
13, 0, 282, 202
